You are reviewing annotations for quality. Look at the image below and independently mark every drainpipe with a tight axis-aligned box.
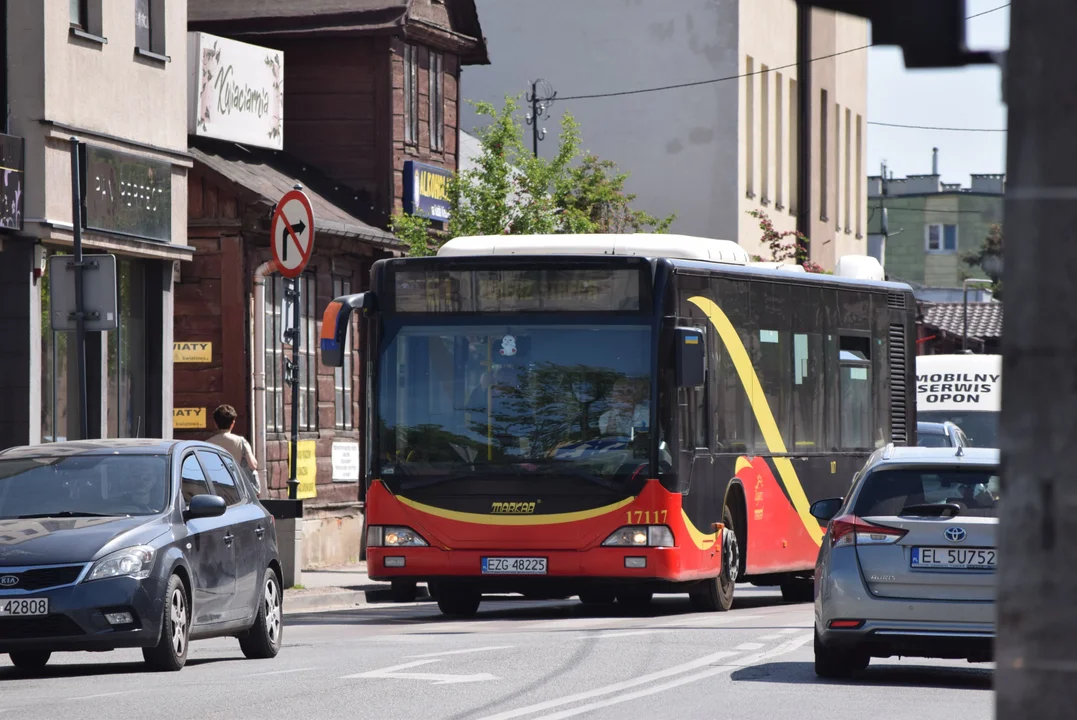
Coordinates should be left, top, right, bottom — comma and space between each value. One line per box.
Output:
252, 260, 276, 495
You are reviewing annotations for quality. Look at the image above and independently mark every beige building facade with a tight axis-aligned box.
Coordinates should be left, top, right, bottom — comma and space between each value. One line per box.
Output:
0, 0, 191, 449
461, 0, 868, 269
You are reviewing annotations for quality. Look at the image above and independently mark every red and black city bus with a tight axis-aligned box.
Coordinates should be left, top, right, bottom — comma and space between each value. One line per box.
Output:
319, 235, 918, 616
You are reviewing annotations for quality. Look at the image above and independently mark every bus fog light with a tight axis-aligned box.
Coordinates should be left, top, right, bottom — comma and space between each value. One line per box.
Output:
625, 557, 647, 569
384, 557, 406, 568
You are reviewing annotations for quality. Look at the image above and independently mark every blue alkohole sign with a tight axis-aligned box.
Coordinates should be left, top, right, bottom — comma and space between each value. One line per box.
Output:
403, 160, 452, 222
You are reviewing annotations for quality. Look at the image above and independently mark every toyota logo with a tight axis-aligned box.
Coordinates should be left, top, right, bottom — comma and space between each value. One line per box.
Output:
945, 527, 967, 543
0, 575, 18, 588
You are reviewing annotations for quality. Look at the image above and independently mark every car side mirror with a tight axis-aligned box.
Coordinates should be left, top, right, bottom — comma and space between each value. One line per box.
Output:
810, 497, 844, 522
185, 494, 226, 521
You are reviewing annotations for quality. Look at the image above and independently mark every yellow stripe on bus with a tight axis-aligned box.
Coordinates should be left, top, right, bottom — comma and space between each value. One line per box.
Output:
395, 495, 634, 526
688, 296, 824, 545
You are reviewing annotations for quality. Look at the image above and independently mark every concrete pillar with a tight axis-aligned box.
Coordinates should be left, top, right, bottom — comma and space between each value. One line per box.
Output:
276, 517, 304, 588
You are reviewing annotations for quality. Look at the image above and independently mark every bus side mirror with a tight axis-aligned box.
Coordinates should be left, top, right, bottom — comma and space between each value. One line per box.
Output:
320, 292, 376, 368
675, 327, 705, 387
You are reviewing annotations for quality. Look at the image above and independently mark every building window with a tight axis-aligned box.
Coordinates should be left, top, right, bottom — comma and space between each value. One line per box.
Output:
745, 56, 755, 198
820, 89, 828, 220
404, 44, 419, 146
835, 102, 842, 231
135, 0, 166, 57
760, 65, 770, 205
429, 51, 445, 152
926, 224, 959, 253
265, 274, 318, 434
70, 0, 87, 27
856, 114, 863, 237
775, 72, 784, 210
844, 107, 852, 233
789, 78, 798, 216
333, 277, 355, 429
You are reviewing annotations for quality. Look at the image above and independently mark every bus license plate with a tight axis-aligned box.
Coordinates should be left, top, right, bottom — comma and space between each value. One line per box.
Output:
911, 547, 996, 570
0, 598, 49, 617
481, 557, 547, 575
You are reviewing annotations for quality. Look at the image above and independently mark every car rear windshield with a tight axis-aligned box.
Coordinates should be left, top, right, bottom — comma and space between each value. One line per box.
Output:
0, 454, 170, 519
917, 433, 952, 448
854, 468, 1000, 519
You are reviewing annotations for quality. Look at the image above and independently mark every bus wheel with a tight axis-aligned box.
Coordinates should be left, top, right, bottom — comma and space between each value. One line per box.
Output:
780, 579, 814, 603
436, 587, 481, 617
579, 589, 617, 605
689, 506, 738, 612
616, 590, 653, 610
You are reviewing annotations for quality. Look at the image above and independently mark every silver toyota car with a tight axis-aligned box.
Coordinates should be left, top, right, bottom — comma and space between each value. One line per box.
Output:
810, 445, 998, 678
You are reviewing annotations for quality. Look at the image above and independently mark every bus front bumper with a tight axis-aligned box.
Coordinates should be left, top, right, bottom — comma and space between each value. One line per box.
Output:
366, 545, 712, 587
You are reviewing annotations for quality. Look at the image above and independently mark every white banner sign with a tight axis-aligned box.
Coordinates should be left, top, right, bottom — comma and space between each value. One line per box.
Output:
332, 441, 360, 482
188, 32, 283, 150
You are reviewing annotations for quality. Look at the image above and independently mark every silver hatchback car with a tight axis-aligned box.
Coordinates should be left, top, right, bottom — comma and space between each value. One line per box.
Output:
810, 445, 998, 678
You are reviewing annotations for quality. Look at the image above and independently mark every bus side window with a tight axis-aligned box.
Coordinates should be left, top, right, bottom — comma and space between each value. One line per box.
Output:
838, 336, 873, 450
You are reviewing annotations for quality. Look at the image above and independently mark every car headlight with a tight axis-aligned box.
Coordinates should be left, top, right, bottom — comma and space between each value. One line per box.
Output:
367, 526, 428, 547
86, 545, 156, 582
602, 525, 675, 548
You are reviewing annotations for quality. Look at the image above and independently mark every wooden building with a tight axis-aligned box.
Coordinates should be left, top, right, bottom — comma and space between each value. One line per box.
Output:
175, 1, 488, 567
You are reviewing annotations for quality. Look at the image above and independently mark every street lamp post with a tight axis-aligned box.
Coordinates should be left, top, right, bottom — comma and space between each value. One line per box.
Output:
962, 278, 995, 352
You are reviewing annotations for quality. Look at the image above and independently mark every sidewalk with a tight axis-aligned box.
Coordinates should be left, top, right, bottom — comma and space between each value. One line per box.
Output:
283, 561, 432, 614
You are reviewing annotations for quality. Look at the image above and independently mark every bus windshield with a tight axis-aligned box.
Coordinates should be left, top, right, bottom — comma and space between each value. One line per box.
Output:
377, 323, 654, 487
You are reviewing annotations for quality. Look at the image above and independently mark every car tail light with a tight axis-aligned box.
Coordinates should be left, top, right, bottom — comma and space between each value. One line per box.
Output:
830, 515, 907, 548
828, 619, 864, 629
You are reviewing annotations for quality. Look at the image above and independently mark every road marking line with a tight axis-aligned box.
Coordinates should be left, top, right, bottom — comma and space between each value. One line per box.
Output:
779, 628, 802, 635
735, 642, 764, 650
474, 650, 742, 720
528, 633, 813, 720
407, 646, 513, 659
342, 659, 499, 685
68, 691, 136, 701
577, 630, 660, 640
244, 667, 316, 678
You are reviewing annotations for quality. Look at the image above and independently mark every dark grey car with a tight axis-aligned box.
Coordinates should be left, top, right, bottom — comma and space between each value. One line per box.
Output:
0, 439, 282, 672
809, 445, 998, 678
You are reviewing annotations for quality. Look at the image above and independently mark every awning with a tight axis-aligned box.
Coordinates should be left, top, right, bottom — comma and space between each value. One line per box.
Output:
189, 145, 403, 251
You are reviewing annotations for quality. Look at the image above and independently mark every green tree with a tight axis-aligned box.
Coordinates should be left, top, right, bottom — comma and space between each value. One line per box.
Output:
963, 223, 1004, 299
390, 96, 675, 256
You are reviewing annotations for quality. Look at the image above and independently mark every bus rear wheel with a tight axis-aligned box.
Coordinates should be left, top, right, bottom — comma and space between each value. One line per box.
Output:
689, 505, 738, 612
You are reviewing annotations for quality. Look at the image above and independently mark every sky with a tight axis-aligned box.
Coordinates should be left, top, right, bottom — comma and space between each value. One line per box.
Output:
867, 0, 1009, 185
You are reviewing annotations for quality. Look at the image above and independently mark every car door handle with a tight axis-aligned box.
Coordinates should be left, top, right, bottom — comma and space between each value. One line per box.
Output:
255, 526, 266, 538
223, 533, 235, 545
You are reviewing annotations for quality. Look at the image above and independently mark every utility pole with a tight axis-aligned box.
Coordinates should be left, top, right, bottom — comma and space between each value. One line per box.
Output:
525, 78, 556, 157
69, 138, 89, 441
996, 3, 1077, 715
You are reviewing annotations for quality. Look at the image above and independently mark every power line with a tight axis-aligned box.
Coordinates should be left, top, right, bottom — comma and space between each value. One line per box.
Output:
556, 3, 1011, 103
868, 121, 1006, 132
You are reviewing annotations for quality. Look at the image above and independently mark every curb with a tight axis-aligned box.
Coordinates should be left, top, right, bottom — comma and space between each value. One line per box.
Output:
284, 585, 433, 615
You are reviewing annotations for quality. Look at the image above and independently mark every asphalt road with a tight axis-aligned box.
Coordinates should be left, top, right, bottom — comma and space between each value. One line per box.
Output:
0, 587, 993, 719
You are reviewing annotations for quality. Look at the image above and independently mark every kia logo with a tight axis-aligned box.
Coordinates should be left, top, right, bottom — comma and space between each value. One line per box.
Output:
0, 575, 19, 588
944, 527, 967, 543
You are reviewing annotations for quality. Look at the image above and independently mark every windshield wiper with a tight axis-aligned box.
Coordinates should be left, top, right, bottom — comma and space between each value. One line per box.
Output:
899, 502, 962, 518
15, 511, 118, 519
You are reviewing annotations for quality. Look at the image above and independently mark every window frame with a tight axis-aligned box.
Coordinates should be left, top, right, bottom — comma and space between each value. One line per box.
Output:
403, 44, 420, 146
429, 51, 445, 152
925, 223, 959, 254
70, 0, 88, 28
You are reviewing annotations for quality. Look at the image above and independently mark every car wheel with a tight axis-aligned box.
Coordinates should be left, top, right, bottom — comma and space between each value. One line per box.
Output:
689, 505, 738, 612
436, 587, 481, 617
780, 579, 814, 603
143, 574, 190, 672
579, 589, 617, 605
814, 629, 869, 679
239, 568, 284, 660
8, 650, 51, 672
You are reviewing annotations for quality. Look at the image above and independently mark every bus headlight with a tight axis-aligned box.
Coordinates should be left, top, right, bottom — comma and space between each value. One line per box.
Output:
367, 526, 429, 547
602, 526, 675, 548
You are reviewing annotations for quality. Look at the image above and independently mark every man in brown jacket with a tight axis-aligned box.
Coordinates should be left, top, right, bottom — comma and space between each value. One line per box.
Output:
205, 404, 260, 493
